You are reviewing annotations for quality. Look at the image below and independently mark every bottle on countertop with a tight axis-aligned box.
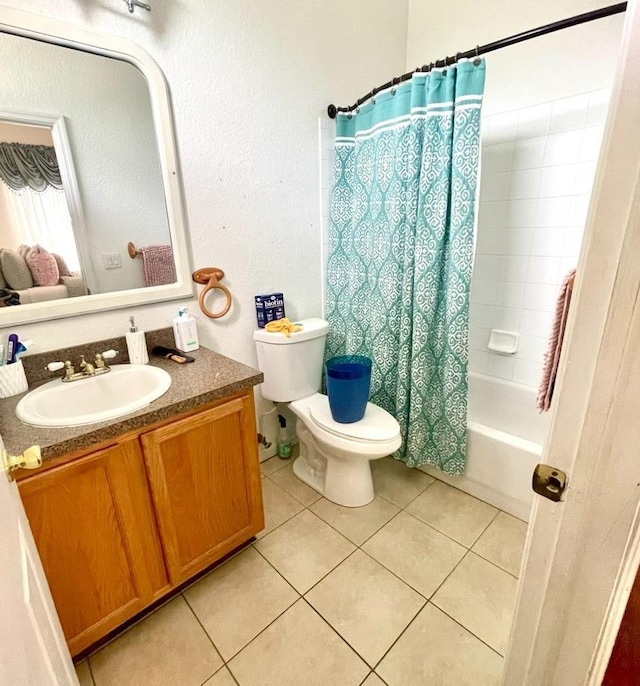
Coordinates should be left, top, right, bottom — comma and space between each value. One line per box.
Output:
173, 306, 200, 353
125, 316, 149, 365
277, 414, 292, 459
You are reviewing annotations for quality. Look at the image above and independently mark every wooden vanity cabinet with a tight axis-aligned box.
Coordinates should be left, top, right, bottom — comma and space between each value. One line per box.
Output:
18, 439, 168, 656
17, 390, 264, 656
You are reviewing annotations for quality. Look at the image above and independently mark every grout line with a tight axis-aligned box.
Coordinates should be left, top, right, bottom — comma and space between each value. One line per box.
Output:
86, 659, 96, 686
181, 592, 225, 670
471, 547, 521, 580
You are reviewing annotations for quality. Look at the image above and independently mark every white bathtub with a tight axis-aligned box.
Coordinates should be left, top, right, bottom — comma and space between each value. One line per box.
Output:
419, 372, 551, 521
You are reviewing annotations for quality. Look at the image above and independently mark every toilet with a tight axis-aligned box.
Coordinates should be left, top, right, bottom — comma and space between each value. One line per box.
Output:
254, 317, 401, 507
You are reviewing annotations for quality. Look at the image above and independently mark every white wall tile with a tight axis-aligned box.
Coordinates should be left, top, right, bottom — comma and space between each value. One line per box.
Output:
483, 112, 518, 144
572, 161, 597, 195
500, 255, 529, 282
509, 168, 542, 200
470, 303, 494, 329
558, 257, 577, 278
495, 281, 525, 309
506, 199, 537, 228
539, 165, 576, 198
516, 103, 550, 140
493, 306, 521, 330
487, 354, 515, 380
469, 327, 490, 351
543, 130, 582, 166
513, 359, 542, 387
535, 197, 571, 227
469, 349, 489, 374
482, 142, 514, 174
480, 172, 511, 201
562, 226, 584, 257
503, 229, 534, 256
527, 256, 560, 285
585, 89, 610, 127
548, 94, 588, 134
511, 136, 546, 170
530, 228, 565, 257
517, 335, 547, 362
567, 195, 590, 228
478, 201, 508, 229
470, 279, 498, 305
579, 125, 605, 162
473, 255, 501, 281
523, 284, 557, 312
521, 309, 553, 337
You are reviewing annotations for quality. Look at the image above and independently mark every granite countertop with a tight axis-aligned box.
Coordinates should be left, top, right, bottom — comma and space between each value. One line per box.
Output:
0, 330, 263, 461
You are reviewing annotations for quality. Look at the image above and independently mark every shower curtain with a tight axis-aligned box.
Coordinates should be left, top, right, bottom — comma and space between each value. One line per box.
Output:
325, 60, 485, 475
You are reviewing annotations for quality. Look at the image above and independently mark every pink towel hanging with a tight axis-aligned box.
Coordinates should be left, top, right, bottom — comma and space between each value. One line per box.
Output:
537, 268, 576, 412
139, 244, 176, 287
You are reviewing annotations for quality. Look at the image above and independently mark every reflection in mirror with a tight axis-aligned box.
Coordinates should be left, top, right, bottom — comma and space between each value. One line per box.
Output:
0, 29, 178, 313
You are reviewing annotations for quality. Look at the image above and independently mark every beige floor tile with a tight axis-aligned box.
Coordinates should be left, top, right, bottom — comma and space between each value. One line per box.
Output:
378, 603, 503, 685
362, 674, 386, 686
204, 667, 237, 685
306, 550, 424, 667
472, 511, 528, 577
75, 661, 94, 686
310, 496, 399, 545
260, 455, 291, 477
363, 511, 466, 598
256, 478, 304, 539
431, 552, 518, 655
89, 597, 222, 686
228, 599, 369, 686
371, 456, 434, 508
254, 510, 355, 593
269, 461, 322, 506
184, 547, 298, 660
405, 480, 498, 547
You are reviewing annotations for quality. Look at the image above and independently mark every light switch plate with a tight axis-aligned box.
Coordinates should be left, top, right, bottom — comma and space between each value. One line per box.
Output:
103, 253, 122, 269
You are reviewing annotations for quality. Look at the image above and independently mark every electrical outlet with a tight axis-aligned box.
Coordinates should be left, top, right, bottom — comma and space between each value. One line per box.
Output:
103, 252, 122, 269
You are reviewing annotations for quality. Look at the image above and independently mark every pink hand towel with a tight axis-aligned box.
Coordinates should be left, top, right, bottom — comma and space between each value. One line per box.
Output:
537, 269, 576, 412
139, 244, 176, 287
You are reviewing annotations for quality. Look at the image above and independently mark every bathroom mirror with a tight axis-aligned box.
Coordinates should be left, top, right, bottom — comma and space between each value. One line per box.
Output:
0, 8, 193, 326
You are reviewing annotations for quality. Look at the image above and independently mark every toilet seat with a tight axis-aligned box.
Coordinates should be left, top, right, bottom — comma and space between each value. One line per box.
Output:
301, 393, 400, 444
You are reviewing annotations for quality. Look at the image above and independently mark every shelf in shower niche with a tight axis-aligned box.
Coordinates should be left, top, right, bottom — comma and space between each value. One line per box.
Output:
488, 330, 519, 355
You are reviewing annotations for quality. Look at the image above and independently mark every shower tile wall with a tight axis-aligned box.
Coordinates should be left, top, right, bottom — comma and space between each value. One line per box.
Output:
471, 89, 609, 386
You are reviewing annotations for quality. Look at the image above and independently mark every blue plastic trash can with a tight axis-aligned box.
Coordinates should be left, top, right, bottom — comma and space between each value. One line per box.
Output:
325, 355, 372, 423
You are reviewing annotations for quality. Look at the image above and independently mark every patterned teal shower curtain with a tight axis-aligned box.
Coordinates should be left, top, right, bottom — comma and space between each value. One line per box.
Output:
325, 60, 485, 475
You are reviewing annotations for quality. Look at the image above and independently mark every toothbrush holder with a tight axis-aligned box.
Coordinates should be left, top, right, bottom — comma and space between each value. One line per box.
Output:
0, 359, 28, 398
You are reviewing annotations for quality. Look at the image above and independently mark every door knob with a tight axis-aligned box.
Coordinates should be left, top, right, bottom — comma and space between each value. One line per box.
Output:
2, 445, 42, 482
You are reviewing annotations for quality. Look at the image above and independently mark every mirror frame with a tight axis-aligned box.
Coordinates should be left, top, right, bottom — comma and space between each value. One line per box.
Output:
0, 7, 194, 326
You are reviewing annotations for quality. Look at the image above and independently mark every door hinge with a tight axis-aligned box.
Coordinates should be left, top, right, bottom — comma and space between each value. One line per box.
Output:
532, 463, 568, 502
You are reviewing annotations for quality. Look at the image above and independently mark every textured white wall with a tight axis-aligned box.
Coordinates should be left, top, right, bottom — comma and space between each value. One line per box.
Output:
0, 2, 408, 413
0, 32, 169, 293
406, 0, 624, 115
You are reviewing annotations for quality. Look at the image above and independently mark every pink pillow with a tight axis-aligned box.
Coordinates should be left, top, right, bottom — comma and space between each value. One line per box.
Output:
26, 245, 60, 287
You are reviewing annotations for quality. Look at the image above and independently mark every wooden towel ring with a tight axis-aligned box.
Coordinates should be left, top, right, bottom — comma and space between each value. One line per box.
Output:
192, 267, 232, 319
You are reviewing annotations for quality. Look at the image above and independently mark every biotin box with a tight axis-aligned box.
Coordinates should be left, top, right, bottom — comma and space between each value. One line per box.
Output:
255, 293, 285, 328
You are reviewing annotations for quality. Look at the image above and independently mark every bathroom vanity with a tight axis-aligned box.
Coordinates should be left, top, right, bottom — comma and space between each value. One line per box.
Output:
0, 335, 264, 657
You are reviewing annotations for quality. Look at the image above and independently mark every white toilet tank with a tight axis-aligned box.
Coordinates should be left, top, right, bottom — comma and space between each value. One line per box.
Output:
253, 318, 329, 402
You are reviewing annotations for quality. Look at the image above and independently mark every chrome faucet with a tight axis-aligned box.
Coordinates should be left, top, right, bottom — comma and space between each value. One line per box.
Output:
47, 350, 118, 382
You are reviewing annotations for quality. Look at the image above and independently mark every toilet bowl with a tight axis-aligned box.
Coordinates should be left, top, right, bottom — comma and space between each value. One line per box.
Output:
253, 318, 402, 508
290, 392, 401, 507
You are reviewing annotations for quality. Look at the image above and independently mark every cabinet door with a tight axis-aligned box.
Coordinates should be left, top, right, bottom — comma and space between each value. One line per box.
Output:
141, 393, 264, 584
18, 439, 168, 656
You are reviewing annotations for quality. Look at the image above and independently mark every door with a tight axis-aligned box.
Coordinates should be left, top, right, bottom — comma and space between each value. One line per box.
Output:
0, 433, 77, 686
504, 1, 640, 683
142, 393, 264, 584
18, 439, 168, 656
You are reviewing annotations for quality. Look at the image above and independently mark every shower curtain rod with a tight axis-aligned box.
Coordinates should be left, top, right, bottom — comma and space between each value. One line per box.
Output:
327, 2, 627, 119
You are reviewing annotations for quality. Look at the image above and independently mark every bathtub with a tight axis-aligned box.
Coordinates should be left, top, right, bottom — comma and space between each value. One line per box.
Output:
419, 372, 551, 522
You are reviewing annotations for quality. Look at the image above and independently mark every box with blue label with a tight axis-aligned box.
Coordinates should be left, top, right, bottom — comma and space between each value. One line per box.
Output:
255, 293, 286, 328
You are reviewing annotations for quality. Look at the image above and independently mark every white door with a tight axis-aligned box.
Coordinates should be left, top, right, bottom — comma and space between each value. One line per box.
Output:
0, 434, 77, 686
504, 0, 640, 683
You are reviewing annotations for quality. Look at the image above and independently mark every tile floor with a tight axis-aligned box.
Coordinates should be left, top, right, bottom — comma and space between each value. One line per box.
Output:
76, 455, 528, 686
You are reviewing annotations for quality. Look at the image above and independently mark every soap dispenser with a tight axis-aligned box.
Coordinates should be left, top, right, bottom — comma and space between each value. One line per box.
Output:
125, 316, 149, 365
172, 306, 200, 353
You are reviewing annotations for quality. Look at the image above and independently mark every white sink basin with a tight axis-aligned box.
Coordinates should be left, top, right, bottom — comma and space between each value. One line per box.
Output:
16, 364, 172, 428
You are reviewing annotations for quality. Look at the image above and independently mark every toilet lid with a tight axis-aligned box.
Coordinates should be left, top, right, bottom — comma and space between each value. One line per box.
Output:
307, 394, 400, 442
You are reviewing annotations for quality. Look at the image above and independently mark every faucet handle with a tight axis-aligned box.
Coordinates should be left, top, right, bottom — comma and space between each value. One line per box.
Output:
46, 361, 65, 372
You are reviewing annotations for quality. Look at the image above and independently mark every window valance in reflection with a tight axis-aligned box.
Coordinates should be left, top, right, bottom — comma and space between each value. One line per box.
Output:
0, 142, 63, 192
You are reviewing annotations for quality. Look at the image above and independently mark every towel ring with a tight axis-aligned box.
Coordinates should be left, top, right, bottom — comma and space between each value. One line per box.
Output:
192, 267, 232, 319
